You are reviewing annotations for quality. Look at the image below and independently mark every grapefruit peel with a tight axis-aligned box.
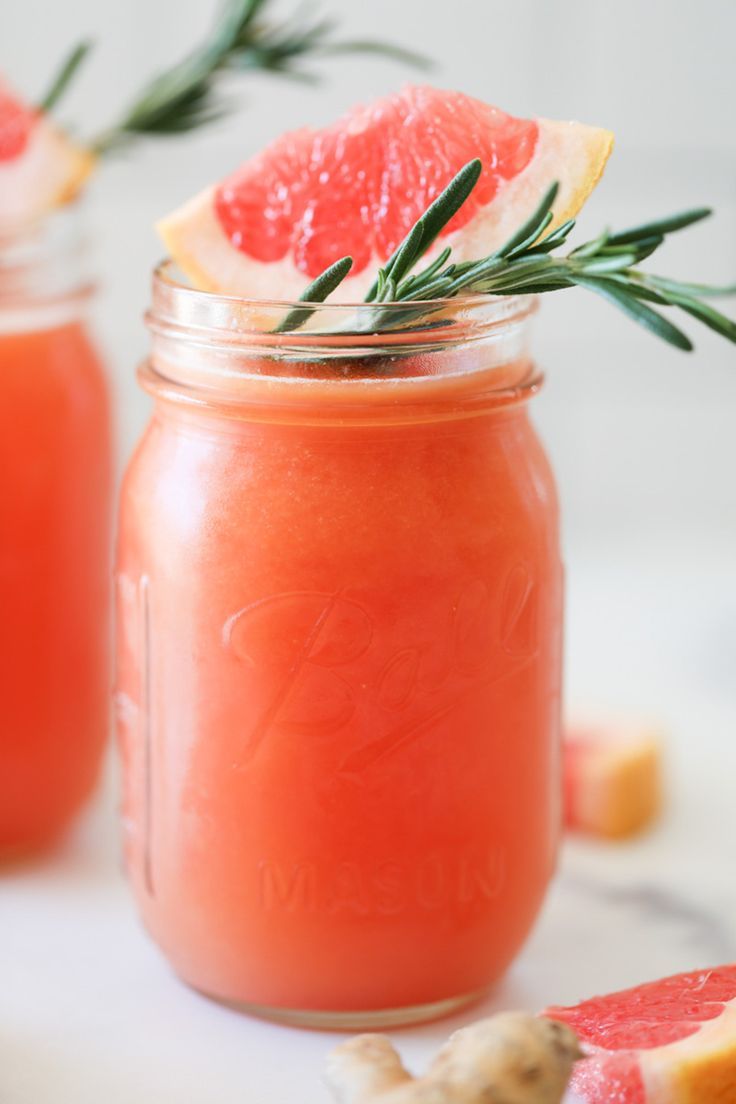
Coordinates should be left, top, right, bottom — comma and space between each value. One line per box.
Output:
0, 78, 94, 228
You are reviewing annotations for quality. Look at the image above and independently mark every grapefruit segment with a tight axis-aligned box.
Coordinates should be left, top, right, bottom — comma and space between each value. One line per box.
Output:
157, 84, 613, 299
563, 718, 663, 839
0, 78, 94, 228
545, 964, 736, 1103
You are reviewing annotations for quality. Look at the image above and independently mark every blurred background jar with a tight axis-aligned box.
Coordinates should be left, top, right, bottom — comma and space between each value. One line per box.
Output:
0, 203, 112, 858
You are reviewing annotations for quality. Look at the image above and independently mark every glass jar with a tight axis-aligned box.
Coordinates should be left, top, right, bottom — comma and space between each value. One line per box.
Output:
116, 265, 562, 1028
0, 205, 112, 858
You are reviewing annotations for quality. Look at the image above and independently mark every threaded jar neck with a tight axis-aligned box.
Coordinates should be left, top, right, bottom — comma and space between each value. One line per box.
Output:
142, 263, 542, 427
0, 202, 94, 332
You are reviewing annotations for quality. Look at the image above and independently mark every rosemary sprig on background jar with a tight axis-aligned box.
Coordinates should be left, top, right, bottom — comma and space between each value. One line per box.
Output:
37, 0, 429, 153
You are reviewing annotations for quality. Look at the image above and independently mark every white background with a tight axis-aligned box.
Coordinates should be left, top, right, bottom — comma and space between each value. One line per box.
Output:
1, 3, 736, 1102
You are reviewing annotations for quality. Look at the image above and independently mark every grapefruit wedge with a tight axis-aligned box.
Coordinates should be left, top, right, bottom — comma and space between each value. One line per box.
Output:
563, 718, 663, 839
545, 964, 736, 1103
0, 77, 93, 228
158, 84, 613, 300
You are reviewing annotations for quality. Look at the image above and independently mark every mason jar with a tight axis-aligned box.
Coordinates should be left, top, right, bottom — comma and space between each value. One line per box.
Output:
116, 264, 562, 1027
0, 205, 112, 857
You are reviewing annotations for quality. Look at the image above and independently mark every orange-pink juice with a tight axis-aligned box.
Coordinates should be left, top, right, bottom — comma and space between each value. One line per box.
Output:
116, 287, 561, 1020
0, 321, 111, 854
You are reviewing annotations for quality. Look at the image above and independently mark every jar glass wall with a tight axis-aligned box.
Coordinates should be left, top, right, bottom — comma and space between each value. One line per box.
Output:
116, 267, 562, 1027
0, 205, 112, 858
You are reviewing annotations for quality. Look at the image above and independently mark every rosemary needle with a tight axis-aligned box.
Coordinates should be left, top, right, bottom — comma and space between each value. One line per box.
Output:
273, 256, 354, 334
37, 40, 94, 114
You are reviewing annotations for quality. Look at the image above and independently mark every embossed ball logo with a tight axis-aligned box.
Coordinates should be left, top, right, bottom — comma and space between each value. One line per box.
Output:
223, 567, 538, 769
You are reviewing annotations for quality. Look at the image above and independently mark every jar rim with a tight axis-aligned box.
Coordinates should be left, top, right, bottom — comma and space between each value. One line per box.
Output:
144, 262, 541, 424
0, 200, 94, 322
152, 258, 536, 319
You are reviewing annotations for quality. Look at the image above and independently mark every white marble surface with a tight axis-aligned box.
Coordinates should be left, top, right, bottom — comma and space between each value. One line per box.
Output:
1, 540, 735, 1103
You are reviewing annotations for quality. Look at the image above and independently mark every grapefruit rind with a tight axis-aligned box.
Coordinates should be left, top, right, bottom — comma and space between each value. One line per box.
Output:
641, 999, 736, 1103
0, 84, 94, 228
0, 123, 94, 227
158, 185, 256, 297
439, 119, 613, 270
157, 91, 613, 300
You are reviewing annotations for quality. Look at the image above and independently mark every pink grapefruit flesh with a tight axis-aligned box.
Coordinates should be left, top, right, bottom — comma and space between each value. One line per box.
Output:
0, 77, 94, 228
0, 83, 35, 162
545, 965, 736, 1103
157, 84, 614, 300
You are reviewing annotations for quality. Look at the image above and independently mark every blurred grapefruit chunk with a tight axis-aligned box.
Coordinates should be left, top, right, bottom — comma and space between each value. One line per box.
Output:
157, 84, 613, 299
545, 964, 736, 1103
0, 77, 93, 228
564, 718, 663, 839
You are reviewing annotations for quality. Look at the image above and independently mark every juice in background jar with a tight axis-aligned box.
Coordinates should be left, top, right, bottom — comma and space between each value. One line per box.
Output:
0, 211, 112, 856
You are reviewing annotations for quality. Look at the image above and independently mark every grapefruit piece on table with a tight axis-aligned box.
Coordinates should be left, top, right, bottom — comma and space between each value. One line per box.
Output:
563, 718, 663, 839
158, 84, 613, 300
545, 964, 736, 1103
0, 77, 93, 228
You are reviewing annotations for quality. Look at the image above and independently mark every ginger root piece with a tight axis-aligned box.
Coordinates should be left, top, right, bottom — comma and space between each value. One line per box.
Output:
563, 718, 663, 839
325, 1012, 582, 1104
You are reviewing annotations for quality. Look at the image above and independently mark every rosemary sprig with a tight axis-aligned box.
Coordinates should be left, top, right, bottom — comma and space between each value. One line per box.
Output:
277, 161, 736, 351
87, 0, 430, 154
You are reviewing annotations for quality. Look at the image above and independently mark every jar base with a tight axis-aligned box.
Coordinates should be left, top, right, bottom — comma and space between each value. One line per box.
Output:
193, 985, 488, 1030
